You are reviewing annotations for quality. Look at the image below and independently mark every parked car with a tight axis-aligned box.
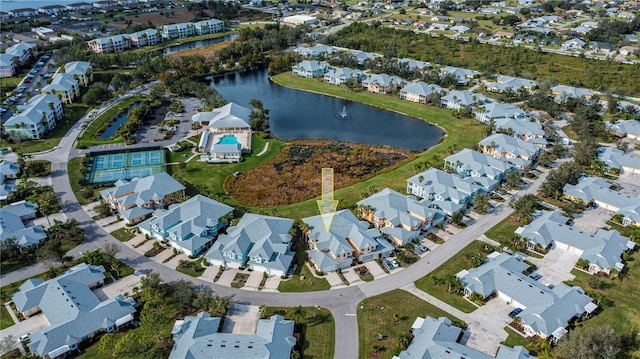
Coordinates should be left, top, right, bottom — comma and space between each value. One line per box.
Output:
508, 308, 523, 319
529, 272, 542, 281
19, 333, 31, 343
417, 244, 428, 252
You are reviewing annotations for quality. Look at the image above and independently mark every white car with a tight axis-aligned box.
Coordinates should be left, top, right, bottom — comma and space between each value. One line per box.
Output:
19, 333, 30, 343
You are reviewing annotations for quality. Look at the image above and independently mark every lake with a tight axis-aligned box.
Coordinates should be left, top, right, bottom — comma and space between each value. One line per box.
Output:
97, 102, 140, 140
210, 68, 444, 151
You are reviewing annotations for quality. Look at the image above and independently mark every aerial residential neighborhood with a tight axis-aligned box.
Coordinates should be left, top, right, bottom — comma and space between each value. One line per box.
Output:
1, 0, 640, 358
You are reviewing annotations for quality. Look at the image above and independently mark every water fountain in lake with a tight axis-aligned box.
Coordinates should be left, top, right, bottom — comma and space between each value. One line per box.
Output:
336, 105, 350, 119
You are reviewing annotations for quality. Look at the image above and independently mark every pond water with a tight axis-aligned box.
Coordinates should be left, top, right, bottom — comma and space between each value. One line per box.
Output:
97, 103, 140, 140
210, 68, 444, 151
163, 34, 239, 55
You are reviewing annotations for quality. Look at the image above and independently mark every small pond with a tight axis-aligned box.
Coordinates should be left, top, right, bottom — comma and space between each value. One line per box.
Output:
97, 102, 140, 140
163, 34, 239, 55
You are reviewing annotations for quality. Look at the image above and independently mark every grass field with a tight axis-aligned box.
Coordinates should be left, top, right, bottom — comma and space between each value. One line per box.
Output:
5, 103, 90, 154
266, 306, 335, 359
358, 289, 465, 359
110, 227, 137, 242
77, 95, 145, 148
564, 256, 640, 357
484, 214, 520, 245
278, 245, 330, 292
414, 240, 495, 313
500, 326, 530, 349
0, 305, 14, 330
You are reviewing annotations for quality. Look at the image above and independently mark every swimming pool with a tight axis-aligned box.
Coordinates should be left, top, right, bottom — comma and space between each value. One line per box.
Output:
217, 135, 240, 145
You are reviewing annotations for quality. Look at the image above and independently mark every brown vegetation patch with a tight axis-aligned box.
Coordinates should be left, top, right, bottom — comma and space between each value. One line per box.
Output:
226, 140, 412, 207
168, 41, 233, 60
106, 9, 206, 29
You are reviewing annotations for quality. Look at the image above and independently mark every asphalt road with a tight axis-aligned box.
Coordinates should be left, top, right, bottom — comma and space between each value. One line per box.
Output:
0, 81, 554, 358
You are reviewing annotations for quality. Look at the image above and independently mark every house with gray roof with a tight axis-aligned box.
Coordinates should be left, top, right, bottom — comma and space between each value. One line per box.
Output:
493, 117, 546, 143
394, 316, 536, 359
479, 134, 542, 171
598, 146, 640, 174
407, 168, 481, 215
292, 60, 329, 78
457, 252, 597, 339
618, 203, 640, 228
4, 94, 63, 140
362, 73, 404, 94
11, 263, 136, 358
294, 43, 338, 57
195, 102, 252, 162
400, 82, 444, 104
357, 188, 445, 246
205, 214, 294, 276
440, 66, 479, 86
563, 176, 639, 212
41, 73, 79, 104
303, 209, 394, 273
323, 66, 364, 85
100, 172, 185, 225
63, 61, 93, 86
561, 38, 586, 51
515, 211, 635, 275
606, 120, 640, 141
444, 149, 515, 192
485, 75, 537, 93
170, 312, 295, 359
551, 85, 594, 103
397, 58, 431, 72
0, 160, 19, 201
138, 195, 232, 256
440, 90, 491, 110
0, 200, 47, 249
475, 102, 528, 124
349, 49, 382, 64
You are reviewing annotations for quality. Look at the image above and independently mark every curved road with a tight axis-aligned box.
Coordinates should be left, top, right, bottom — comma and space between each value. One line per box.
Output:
2, 84, 553, 359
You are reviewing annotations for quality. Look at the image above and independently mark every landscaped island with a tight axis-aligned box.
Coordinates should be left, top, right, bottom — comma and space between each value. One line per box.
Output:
225, 140, 412, 207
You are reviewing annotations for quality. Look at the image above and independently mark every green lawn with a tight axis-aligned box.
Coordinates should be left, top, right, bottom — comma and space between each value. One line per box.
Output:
26, 159, 51, 177
564, 254, 640, 358
501, 326, 529, 348
358, 289, 465, 359
176, 257, 206, 277
110, 227, 137, 242
414, 241, 496, 313
0, 305, 14, 330
68, 157, 110, 205
278, 245, 330, 292
77, 94, 146, 148
168, 133, 283, 204
266, 306, 334, 359
5, 103, 90, 154
484, 215, 520, 245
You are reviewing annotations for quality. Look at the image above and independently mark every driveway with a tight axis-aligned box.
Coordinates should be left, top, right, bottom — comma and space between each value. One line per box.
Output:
92, 272, 143, 301
526, 247, 578, 286
572, 206, 614, 233
220, 304, 259, 334
617, 172, 640, 196
463, 299, 512, 355
0, 313, 49, 348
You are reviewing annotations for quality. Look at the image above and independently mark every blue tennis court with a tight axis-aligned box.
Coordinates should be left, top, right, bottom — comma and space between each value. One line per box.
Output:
83, 147, 166, 184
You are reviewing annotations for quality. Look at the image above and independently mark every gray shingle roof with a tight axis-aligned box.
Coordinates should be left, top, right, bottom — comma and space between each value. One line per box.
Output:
0, 201, 46, 248
192, 102, 251, 129
205, 214, 294, 271
401, 82, 443, 97
606, 120, 640, 136
170, 312, 295, 359
598, 147, 640, 171
394, 316, 537, 359
357, 188, 444, 229
407, 168, 481, 205
563, 176, 638, 210
458, 252, 595, 337
11, 263, 136, 357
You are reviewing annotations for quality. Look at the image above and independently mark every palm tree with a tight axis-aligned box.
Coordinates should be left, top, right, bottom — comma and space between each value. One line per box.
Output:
290, 305, 306, 327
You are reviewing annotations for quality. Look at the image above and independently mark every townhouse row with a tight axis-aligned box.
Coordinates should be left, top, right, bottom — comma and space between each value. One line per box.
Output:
87, 18, 224, 53
3, 61, 93, 140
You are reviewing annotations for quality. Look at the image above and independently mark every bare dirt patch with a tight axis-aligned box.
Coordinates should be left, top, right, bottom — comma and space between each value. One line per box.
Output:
226, 140, 413, 207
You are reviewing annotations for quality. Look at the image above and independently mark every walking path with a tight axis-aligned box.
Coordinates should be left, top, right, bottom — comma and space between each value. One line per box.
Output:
0, 80, 557, 359
256, 142, 269, 156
